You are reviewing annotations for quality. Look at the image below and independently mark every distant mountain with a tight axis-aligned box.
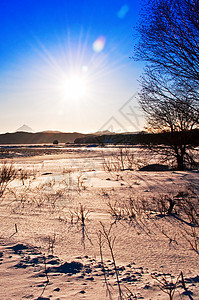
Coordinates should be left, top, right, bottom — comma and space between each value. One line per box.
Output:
39, 130, 62, 134
93, 130, 115, 135
16, 124, 33, 132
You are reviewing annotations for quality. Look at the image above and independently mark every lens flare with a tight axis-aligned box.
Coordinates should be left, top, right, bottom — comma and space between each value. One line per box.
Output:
92, 36, 106, 52
117, 5, 129, 19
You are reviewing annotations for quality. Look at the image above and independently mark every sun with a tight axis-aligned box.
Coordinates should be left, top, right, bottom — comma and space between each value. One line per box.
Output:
61, 75, 87, 100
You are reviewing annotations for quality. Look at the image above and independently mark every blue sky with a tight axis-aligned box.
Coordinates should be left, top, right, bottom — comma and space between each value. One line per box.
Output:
0, 0, 144, 133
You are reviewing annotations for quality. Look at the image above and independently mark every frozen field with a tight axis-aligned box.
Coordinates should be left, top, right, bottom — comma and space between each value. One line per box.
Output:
0, 147, 198, 300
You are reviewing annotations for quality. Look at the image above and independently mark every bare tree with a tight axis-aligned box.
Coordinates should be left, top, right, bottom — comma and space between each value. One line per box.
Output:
134, 0, 199, 170
139, 70, 198, 170
135, 0, 199, 90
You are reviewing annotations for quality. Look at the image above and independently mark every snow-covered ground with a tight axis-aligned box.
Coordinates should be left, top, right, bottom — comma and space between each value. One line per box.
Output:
0, 148, 198, 299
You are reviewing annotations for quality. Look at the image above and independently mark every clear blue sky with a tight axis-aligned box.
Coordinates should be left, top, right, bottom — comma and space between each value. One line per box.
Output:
0, 0, 144, 133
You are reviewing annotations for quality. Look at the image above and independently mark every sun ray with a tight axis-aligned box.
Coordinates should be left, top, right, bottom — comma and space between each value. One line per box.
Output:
11, 26, 133, 113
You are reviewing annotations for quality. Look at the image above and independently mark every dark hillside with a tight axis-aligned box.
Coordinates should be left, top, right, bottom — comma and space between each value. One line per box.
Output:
0, 131, 87, 144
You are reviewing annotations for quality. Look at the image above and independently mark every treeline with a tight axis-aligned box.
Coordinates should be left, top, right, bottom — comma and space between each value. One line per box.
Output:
74, 129, 199, 146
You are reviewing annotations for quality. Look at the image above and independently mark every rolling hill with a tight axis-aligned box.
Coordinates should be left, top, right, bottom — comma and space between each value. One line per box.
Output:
0, 131, 87, 144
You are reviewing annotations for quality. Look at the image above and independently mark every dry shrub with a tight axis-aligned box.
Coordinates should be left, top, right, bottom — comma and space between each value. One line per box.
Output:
151, 271, 187, 300
107, 199, 137, 223
143, 187, 198, 219
103, 147, 151, 173
69, 203, 92, 249
98, 222, 136, 299
17, 168, 31, 185
60, 171, 86, 192
176, 187, 198, 226
106, 196, 153, 237
69, 203, 90, 226
103, 148, 135, 172
98, 222, 123, 300
0, 162, 17, 198
148, 187, 199, 254
106, 186, 199, 253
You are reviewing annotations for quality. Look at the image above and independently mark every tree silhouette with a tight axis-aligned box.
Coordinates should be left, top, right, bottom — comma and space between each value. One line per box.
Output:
134, 0, 199, 170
